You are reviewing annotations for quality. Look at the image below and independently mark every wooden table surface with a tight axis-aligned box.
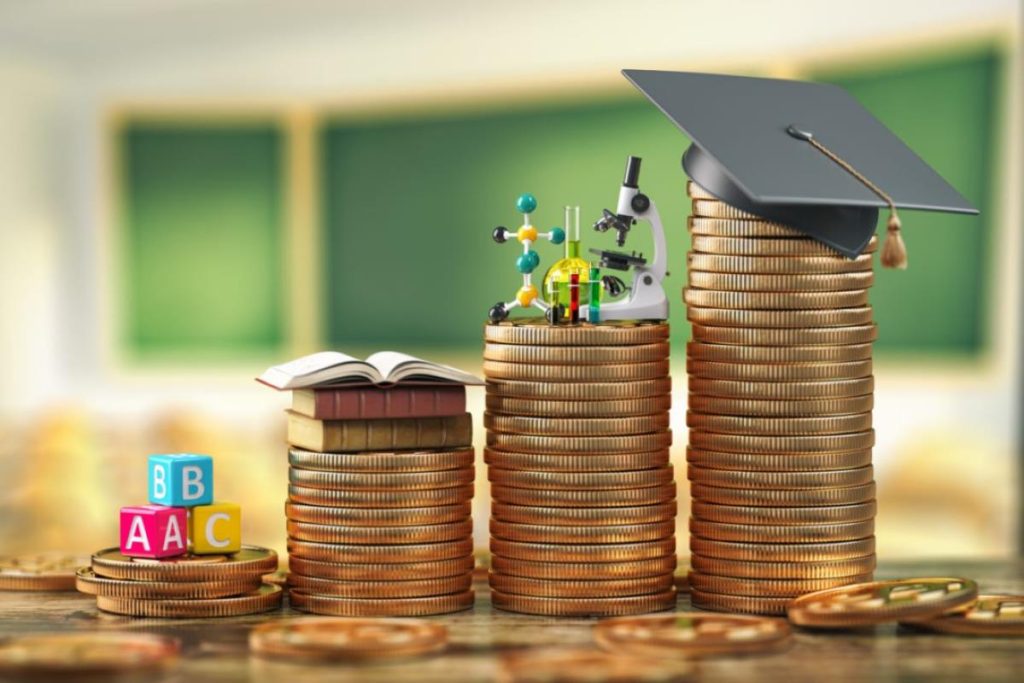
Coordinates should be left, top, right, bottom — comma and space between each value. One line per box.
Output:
1, 558, 1021, 683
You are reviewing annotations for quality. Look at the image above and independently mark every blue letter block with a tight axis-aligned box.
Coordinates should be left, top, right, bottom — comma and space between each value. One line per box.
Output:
148, 454, 214, 507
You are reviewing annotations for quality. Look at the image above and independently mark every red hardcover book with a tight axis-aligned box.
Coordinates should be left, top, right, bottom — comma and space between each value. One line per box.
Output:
291, 384, 467, 420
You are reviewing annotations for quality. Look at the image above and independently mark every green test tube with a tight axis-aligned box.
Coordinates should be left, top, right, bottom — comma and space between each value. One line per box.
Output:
588, 265, 601, 323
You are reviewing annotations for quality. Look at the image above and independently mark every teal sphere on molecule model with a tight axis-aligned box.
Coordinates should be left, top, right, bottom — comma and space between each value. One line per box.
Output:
516, 250, 540, 274
549, 227, 565, 245
516, 193, 537, 214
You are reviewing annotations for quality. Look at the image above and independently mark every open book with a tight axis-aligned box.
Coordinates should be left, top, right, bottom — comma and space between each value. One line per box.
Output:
257, 351, 483, 390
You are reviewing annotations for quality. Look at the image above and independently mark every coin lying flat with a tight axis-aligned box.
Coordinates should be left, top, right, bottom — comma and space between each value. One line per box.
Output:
691, 537, 876, 562
688, 465, 875, 489
484, 342, 670, 364
288, 484, 473, 508
75, 567, 261, 599
595, 612, 792, 657
485, 378, 672, 400
692, 500, 877, 523
288, 467, 475, 491
0, 632, 180, 675
490, 538, 676, 563
689, 377, 874, 400
689, 270, 875, 293
787, 577, 980, 628
288, 448, 474, 473
484, 413, 670, 437
690, 589, 792, 615
690, 199, 770, 221
489, 573, 674, 599
687, 360, 872, 384
689, 518, 874, 543
96, 584, 283, 618
90, 546, 277, 582
691, 322, 878, 344
499, 646, 692, 683
489, 467, 674, 491
687, 411, 873, 435
250, 617, 448, 660
688, 394, 874, 418
492, 588, 677, 617
687, 341, 873, 363
290, 589, 474, 617
689, 431, 875, 455
486, 395, 672, 418
485, 320, 669, 346
491, 501, 677, 526
288, 555, 475, 582
286, 519, 472, 545
490, 555, 677, 581
684, 288, 870, 310
490, 519, 675, 544
490, 483, 676, 508
487, 432, 672, 455
686, 450, 874, 476
0, 552, 90, 591
483, 359, 670, 382
287, 538, 474, 564
690, 233, 878, 256
484, 448, 671, 473
287, 572, 473, 599
285, 502, 472, 526
689, 553, 877, 580
901, 595, 1024, 636
688, 252, 873, 275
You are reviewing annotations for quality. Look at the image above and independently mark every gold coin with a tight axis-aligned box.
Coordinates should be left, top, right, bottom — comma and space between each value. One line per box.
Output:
485, 320, 669, 346
687, 411, 873, 435
691, 323, 878, 344
250, 617, 448, 660
689, 377, 874, 400
489, 538, 675, 563
691, 233, 878, 256
687, 341, 873, 363
499, 646, 693, 683
288, 467, 474, 491
488, 467, 675, 491
787, 578, 979, 628
486, 395, 672, 418
290, 589, 474, 617
491, 483, 677, 508
483, 359, 669, 382
594, 612, 792, 658
96, 584, 283, 618
490, 555, 677, 580
687, 359, 873, 382
690, 588, 790, 615
692, 501, 876, 524
686, 181, 718, 200
484, 448, 670, 472
485, 377, 672, 400
491, 501, 677, 526
75, 567, 260, 599
687, 215, 807, 238
285, 502, 472, 526
485, 412, 670, 437
688, 394, 874, 417
490, 519, 675, 544
0, 632, 180, 675
489, 573, 674, 599
688, 252, 873, 275
689, 572, 872, 598
288, 484, 473, 508
688, 465, 874, 488
90, 546, 276, 582
492, 588, 677, 617
287, 572, 473, 599
690, 537, 875, 562
689, 518, 875, 543
484, 342, 669, 364
0, 552, 90, 591
288, 555, 475, 582
687, 306, 874, 329
901, 595, 1024, 636
689, 271, 874, 293
689, 431, 875, 454
286, 519, 472, 545
689, 553, 877, 580
689, 482, 876, 506
487, 432, 673, 454
684, 287, 870, 310
287, 538, 474, 564
691, 199, 766, 221
288, 447, 473, 473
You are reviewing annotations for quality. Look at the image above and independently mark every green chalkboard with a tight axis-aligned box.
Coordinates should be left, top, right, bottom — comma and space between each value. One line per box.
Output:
322, 49, 1002, 355
120, 124, 286, 357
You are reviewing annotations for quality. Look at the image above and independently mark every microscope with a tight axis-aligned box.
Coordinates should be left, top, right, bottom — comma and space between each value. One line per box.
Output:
590, 156, 669, 321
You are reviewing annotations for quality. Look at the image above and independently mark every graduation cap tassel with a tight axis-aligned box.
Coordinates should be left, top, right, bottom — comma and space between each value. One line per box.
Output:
787, 126, 908, 269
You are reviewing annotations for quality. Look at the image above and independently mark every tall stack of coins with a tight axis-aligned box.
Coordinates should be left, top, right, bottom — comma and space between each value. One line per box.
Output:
685, 180, 877, 616
483, 320, 678, 616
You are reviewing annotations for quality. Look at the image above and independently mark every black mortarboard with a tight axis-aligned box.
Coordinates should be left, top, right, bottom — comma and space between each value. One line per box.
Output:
622, 69, 979, 260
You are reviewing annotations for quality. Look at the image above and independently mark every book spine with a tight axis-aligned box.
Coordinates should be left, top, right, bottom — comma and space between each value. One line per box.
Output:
320, 414, 473, 451
313, 386, 466, 420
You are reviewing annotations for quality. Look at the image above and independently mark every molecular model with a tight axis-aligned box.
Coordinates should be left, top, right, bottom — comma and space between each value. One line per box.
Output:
488, 193, 565, 323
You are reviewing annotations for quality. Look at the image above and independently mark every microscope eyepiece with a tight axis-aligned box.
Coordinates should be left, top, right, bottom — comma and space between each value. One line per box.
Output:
623, 156, 642, 189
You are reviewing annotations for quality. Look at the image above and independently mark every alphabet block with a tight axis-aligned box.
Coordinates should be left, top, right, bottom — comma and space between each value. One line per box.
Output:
119, 505, 188, 558
189, 502, 241, 555
148, 454, 213, 506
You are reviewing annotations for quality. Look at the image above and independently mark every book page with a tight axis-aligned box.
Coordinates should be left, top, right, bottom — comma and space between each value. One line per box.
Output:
258, 351, 373, 389
366, 351, 483, 385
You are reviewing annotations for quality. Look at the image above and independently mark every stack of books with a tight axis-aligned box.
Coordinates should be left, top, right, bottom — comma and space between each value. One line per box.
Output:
259, 351, 482, 616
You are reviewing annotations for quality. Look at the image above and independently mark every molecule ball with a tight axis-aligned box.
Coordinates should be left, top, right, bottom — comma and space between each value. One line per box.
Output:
517, 225, 538, 243
491, 226, 508, 243
516, 250, 540, 274
516, 193, 537, 214
516, 284, 538, 306
549, 227, 566, 245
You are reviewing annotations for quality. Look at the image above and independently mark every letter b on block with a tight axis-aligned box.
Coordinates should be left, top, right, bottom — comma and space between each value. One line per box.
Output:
148, 454, 213, 506
190, 502, 241, 554
119, 505, 188, 558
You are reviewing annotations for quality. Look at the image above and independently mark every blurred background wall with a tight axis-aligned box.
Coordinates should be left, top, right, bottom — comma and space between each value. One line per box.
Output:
0, 0, 1020, 561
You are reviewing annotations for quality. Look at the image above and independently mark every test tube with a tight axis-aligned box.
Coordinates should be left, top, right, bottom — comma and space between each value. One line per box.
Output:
569, 271, 580, 324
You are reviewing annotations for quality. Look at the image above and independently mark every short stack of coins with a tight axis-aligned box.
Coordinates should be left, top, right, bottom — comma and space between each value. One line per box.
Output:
684, 180, 877, 615
483, 320, 678, 617
285, 416, 476, 616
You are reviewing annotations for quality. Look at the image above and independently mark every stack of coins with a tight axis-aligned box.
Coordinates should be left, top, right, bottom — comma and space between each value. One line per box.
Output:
78, 546, 282, 617
483, 320, 678, 617
685, 181, 877, 615
286, 445, 476, 616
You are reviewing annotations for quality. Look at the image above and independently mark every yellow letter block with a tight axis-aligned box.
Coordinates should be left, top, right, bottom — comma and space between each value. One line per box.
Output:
190, 502, 241, 554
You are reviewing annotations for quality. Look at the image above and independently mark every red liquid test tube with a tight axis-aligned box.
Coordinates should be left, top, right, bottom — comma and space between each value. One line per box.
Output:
569, 272, 580, 324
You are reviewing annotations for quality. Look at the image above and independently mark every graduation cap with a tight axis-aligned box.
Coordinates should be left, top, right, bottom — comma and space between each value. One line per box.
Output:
622, 70, 979, 266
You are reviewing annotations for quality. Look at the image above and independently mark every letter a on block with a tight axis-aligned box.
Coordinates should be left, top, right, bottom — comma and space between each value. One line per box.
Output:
125, 516, 150, 553
120, 505, 188, 559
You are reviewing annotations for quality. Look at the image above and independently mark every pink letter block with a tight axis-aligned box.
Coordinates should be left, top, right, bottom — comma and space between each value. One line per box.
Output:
119, 505, 188, 558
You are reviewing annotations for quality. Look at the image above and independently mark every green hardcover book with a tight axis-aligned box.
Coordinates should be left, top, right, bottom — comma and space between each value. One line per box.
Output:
286, 411, 473, 452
